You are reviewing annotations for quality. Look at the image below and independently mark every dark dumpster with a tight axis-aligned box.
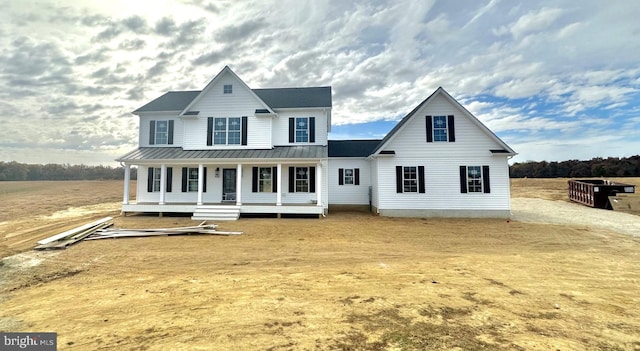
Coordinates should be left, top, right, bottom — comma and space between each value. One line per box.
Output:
568, 179, 636, 209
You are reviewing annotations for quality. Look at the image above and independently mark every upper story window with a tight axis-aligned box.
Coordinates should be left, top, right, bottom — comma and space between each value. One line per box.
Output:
289, 117, 315, 143
223, 84, 232, 94
426, 115, 455, 143
214, 117, 241, 145
433, 116, 447, 142
149, 120, 173, 145
296, 117, 309, 143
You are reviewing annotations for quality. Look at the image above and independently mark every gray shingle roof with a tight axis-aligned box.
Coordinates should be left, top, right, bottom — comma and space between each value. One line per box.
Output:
328, 140, 381, 157
117, 146, 327, 162
133, 87, 332, 113
133, 91, 200, 113
253, 87, 332, 108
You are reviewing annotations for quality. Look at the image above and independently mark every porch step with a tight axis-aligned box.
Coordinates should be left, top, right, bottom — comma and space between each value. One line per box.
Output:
192, 205, 241, 221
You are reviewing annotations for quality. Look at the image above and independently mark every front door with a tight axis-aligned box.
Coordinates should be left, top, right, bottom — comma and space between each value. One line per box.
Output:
222, 168, 236, 202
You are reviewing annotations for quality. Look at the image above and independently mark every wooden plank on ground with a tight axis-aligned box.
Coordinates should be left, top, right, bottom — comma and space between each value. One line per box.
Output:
36, 217, 113, 245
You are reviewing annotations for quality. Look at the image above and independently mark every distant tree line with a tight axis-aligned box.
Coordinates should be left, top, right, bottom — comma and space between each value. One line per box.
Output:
0, 161, 137, 181
510, 155, 640, 178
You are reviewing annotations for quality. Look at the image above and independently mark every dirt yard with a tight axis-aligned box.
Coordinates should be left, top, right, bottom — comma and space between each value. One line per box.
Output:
1, 179, 639, 350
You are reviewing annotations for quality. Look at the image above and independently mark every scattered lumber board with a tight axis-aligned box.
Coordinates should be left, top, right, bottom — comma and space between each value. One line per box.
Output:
35, 217, 114, 250
84, 224, 243, 240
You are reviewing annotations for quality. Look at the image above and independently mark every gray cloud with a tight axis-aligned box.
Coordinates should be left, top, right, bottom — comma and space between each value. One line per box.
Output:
122, 16, 147, 33
155, 17, 177, 36
215, 19, 266, 43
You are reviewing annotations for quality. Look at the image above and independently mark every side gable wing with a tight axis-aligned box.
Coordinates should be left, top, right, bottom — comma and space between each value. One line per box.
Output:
371, 87, 516, 156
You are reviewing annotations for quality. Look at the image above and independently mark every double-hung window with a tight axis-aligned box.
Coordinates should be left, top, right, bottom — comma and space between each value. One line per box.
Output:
433, 116, 447, 142
214, 117, 241, 145
187, 168, 199, 192
259, 167, 272, 192
467, 166, 482, 193
295, 167, 309, 192
403, 166, 418, 193
152, 167, 161, 192
295, 117, 309, 143
344, 169, 354, 185
155, 120, 168, 144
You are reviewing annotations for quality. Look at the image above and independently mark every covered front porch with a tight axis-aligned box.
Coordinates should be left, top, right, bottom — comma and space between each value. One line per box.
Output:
120, 162, 327, 219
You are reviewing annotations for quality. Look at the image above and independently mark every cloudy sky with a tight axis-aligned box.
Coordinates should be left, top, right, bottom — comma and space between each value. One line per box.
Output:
1, 0, 639, 166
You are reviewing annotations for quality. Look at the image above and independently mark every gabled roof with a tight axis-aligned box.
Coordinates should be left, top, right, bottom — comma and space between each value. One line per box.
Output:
133, 91, 200, 113
328, 140, 381, 157
254, 87, 332, 109
178, 66, 275, 116
131, 68, 332, 114
371, 87, 516, 156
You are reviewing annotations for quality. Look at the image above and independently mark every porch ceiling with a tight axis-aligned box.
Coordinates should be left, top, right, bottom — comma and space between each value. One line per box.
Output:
117, 146, 327, 163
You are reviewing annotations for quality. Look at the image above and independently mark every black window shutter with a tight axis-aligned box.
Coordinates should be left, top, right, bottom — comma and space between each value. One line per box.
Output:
272, 166, 278, 193
482, 165, 491, 193
181, 167, 188, 192
207, 117, 213, 146
203, 167, 207, 192
241, 116, 248, 145
448, 115, 455, 142
252, 167, 258, 192
168, 120, 174, 145
149, 120, 156, 145
288, 118, 295, 143
426, 116, 433, 143
338, 168, 344, 185
459, 166, 468, 193
309, 117, 315, 143
147, 167, 154, 192
355, 168, 360, 185
396, 166, 403, 193
288, 167, 295, 192
418, 166, 425, 193
166, 167, 173, 192
309, 166, 316, 193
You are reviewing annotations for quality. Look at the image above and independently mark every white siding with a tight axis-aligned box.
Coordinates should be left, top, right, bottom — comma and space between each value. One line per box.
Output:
374, 93, 511, 213
138, 113, 182, 147
375, 156, 510, 211
182, 73, 272, 149
328, 158, 372, 205
272, 109, 329, 146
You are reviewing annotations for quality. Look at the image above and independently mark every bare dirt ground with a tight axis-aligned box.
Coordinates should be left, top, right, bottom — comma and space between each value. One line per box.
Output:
1, 179, 639, 350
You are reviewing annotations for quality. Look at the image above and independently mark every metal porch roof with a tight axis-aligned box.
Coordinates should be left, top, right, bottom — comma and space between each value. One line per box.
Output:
117, 146, 328, 162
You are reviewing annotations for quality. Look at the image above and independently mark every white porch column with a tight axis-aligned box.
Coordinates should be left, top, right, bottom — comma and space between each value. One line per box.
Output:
122, 164, 130, 205
316, 163, 322, 206
236, 163, 242, 206
276, 163, 282, 206
197, 163, 204, 205
159, 164, 166, 205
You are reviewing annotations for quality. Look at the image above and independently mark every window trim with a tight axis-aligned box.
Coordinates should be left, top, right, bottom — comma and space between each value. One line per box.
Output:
223, 84, 232, 94
152, 167, 161, 192
432, 115, 448, 142
258, 167, 272, 193
295, 166, 309, 193
403, 166, 418, 193
466, 166, 483, 193
187, 167, 199, 192
295, 117, 309, 143
213, 117, 242, 145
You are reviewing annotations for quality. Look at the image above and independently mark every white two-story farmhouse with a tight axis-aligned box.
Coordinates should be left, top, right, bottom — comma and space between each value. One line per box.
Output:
117, 66, 516, 220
